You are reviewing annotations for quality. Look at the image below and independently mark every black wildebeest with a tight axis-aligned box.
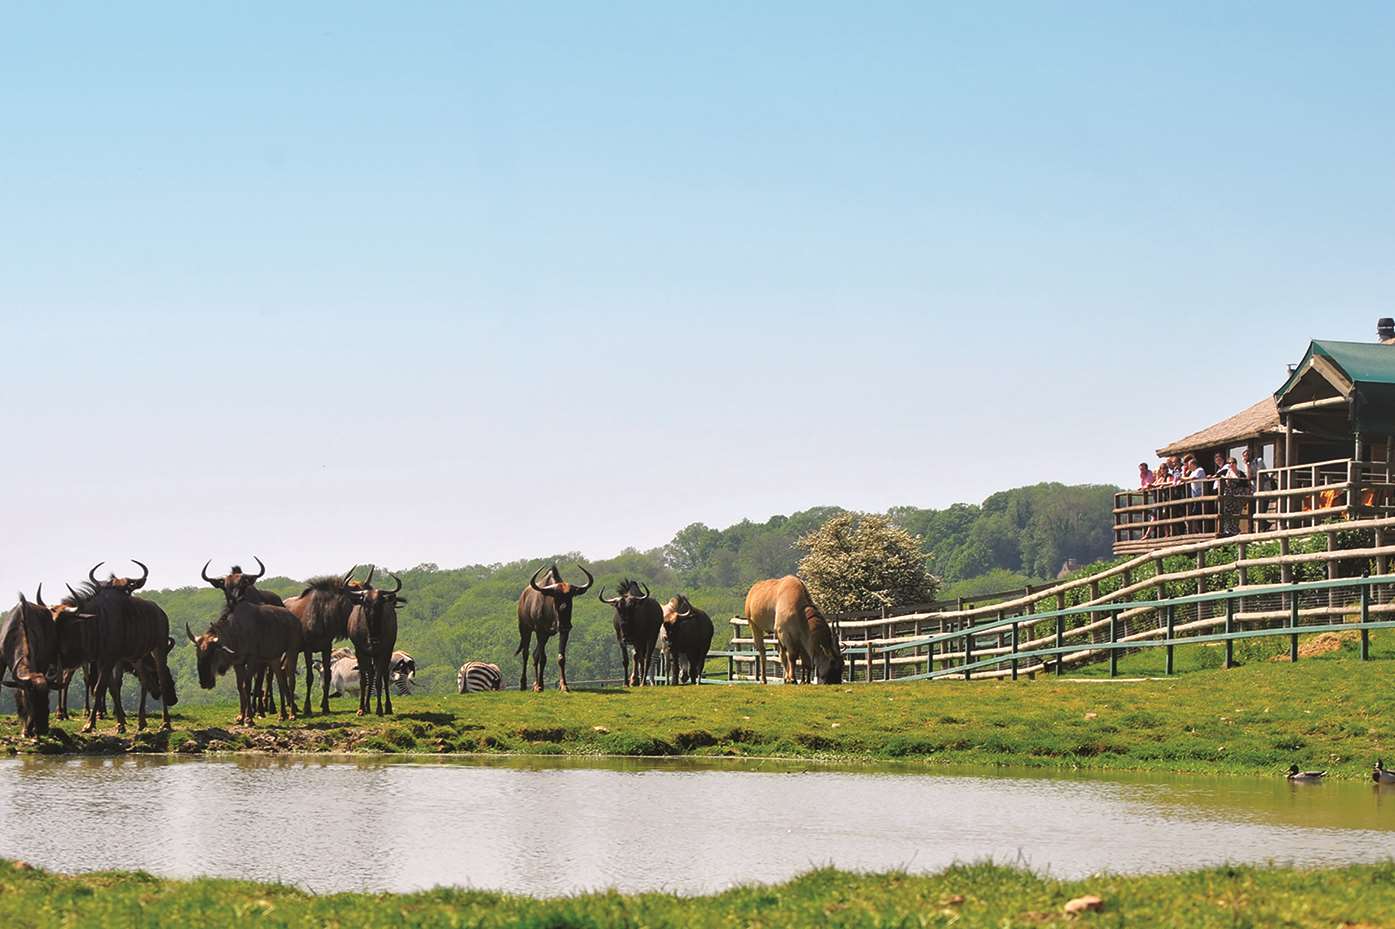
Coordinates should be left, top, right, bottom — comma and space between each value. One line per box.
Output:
0, 589, 60, 737
345, 572, 406, 716
63, 562, 178, 731
201, 557, 284, 608
661, 594, 714, 685
283, 567, 368, 715
202, 557, 285, 717
600, 579, 662, 687
187, 597, 304, 725
516, 563, 592, 692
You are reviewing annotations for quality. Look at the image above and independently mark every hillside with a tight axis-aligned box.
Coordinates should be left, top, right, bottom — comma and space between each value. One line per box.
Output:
140, 482, 1117, 703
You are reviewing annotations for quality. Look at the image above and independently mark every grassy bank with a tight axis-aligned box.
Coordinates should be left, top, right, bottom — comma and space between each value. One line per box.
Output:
3, 859, 1394, 928
7, 645, 1394, 778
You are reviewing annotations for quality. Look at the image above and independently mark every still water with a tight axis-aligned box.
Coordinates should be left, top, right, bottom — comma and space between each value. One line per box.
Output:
6, 755, 1395, 895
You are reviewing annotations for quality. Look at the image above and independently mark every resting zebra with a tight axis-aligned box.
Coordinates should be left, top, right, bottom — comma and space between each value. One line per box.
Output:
387, 651, 417, 695
458, 661, 503, 693
328, 649, 417, 697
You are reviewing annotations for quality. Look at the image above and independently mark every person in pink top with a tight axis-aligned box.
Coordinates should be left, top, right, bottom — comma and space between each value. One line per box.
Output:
1138, 462, 1155, 488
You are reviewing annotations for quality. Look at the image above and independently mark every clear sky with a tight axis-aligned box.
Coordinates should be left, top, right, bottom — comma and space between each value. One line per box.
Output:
3, 3, 1393, 595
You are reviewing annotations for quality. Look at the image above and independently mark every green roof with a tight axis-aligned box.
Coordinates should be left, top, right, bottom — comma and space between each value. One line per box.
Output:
1276, 340, 1395, 398
1276, 339, 1395, 435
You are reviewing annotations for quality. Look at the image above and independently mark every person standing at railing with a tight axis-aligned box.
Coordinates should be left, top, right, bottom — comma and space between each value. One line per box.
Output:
1218, 457, 1246, 536
1185, 454, 1208, 533
1138, 462, 1157, 540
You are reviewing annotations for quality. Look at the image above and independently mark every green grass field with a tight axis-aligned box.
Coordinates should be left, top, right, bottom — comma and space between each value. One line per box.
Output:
3, 859, 1394, 928
7, 634, 1393, 778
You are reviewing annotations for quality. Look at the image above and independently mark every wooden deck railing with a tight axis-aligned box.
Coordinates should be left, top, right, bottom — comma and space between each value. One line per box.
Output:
1113, 459, 1395, 556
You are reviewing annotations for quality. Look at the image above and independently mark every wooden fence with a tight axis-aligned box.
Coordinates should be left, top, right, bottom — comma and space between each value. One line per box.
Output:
713, 515, 1395, 683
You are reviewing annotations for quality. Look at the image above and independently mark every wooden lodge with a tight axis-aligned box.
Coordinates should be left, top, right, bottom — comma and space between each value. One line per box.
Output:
1113, 320, 1395, 555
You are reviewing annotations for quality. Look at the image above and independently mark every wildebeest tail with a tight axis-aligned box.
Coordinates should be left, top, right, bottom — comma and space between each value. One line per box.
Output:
158, 658, 178, 706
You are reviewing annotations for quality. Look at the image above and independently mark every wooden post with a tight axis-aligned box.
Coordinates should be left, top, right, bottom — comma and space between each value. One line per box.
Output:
1164, 603, 1176, 675
1349, 455, 1361, 520
1196, 550, 1206, 597
963, 625, 972, 681
1377, 528, 1388, 606
1055, 591, 1066, 676
883, 645, 891, 681
1108, 609, 1118, 678
1224, 595, 1235, 669
1010, 621, 1019, 681
1327, 531, 1338, 611
1361, 578, 1371, 661
1289, 581, 1300, 663
1237, 541, 1248, 617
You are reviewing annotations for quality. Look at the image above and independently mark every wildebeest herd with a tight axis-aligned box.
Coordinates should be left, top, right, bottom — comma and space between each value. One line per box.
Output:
0, 556, 842, 739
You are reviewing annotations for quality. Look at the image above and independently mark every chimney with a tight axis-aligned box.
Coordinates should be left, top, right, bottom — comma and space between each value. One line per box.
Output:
1380, 318, 1395, 344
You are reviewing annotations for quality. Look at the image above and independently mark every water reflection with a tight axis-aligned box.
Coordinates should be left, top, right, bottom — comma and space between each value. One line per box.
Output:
1, 756, 1393, 895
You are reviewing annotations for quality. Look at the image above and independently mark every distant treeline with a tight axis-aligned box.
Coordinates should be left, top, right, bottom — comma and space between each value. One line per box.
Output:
139, 482, 1117, 703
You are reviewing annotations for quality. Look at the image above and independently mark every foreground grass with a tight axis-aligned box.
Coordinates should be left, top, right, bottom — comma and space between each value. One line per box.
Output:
3, 859, 1395, 928
8, 641, 1394, 778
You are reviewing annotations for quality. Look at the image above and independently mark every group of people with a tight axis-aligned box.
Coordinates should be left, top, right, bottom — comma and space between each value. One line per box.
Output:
1139, 448, 1266, 495
1134, 448, 1268, 539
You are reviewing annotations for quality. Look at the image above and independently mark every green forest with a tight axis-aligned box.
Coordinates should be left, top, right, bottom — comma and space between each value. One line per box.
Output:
140, 482, 1117, 703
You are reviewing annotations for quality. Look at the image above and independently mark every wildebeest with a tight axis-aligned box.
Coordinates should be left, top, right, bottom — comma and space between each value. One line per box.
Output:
345, 572, 406, 716
661, 594, 714, 685
186, 596, 304, 725
457, 660, 503, 693
283, 567, 367, 715
203, 557, 285, 716
0, 589, 59, 737
516, 563, 592, 692
201, 557, 284, 609
63, 562, 178, 731
742, 575, 840, 684
600, 579, 662, 687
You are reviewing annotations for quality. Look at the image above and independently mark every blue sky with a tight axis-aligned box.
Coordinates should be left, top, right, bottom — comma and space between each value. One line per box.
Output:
3, 3, 1393, 594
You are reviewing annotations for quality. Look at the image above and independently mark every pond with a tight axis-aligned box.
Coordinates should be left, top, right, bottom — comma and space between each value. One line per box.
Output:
3, 755, 1394, 895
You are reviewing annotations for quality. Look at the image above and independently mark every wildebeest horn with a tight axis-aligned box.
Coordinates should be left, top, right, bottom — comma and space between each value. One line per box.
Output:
386, 572, 402, 594
341, 565, 359, 587
34, 585, 44, 610
185, 624, 197, 644
201, 560, 222, 587
598, 586, 621, 605
129, 560, 149, 589
571, 564, 594, 595
66, 584, 81, 601
88, 562, 104, 585
636, 582, 650, 600
221, 644, 236, 655
677, 602, 693, 618
249, 556, 266, 580
529, 565, 554, 593
363, 565, 376, 588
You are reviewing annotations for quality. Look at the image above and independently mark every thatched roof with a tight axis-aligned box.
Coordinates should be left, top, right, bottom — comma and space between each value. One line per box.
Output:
1156, 397, 1281, 457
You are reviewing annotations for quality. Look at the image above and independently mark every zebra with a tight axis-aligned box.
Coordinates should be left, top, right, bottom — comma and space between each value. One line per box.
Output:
387, 651, 417, 695
458, 661, 503, 693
